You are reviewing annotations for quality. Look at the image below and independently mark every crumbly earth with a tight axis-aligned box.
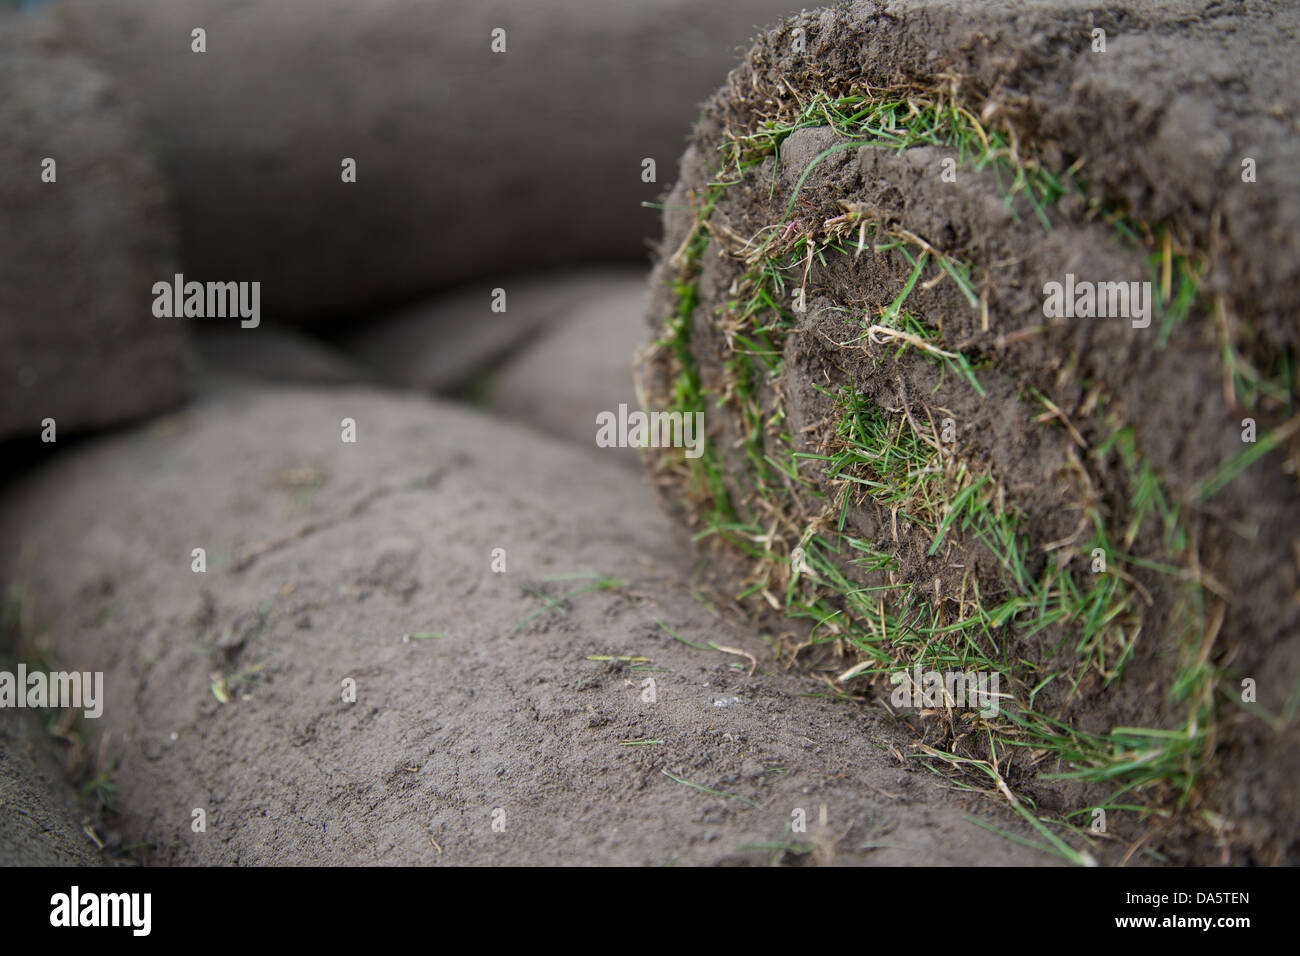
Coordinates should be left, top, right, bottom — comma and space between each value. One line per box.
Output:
0, 707, 104, 866
639, 0, 1300, 863
0, 386, 1063, 866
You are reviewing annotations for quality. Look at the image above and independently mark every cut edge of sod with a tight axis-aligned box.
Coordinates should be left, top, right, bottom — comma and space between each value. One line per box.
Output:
640, 80, 1287, 860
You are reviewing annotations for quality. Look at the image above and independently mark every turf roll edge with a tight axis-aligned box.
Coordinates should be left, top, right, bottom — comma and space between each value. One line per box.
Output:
637, 0, 1300, 864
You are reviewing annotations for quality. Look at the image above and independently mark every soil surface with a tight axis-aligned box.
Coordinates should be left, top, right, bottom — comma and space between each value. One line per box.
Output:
0, 707, 103, 866
0, 385, 1059, 865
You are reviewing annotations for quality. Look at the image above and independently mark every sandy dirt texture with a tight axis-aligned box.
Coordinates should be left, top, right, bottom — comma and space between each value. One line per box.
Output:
0, 710, 104, 866
0, 385, 1061, 865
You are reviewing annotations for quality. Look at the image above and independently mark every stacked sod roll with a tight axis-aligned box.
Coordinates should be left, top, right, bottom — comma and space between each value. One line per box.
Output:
638, 0, 1300, 863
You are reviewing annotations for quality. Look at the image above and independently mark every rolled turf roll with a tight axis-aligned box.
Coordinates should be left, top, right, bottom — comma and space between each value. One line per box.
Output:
54, 0, 801, 323
637, 0, 1300, 863
0, 12, 189, 442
